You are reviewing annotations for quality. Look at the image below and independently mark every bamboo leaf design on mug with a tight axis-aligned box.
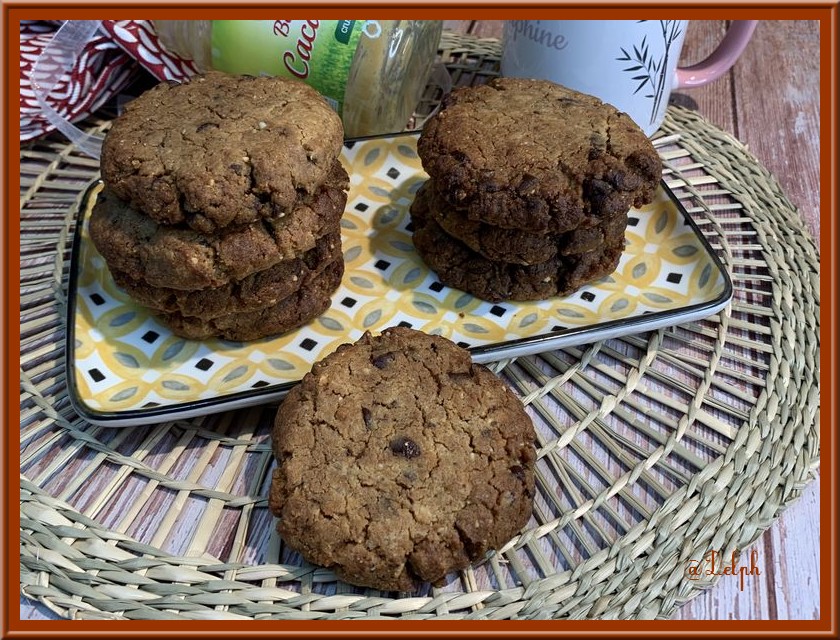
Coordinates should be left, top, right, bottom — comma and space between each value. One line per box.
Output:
616, 20, 683, 125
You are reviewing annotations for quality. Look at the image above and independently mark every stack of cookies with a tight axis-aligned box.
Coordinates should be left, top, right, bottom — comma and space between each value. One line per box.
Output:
90, 73, 348, 341
413, 78, 662, 303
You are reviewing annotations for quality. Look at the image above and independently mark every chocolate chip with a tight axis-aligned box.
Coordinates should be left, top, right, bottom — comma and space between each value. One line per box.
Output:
362, 407, 373, 429
229, 163, 245, 176
196, 122, 219, 133
584, 178, 610, 199
372, 352, 396, 369
510, 465, 526, 483
390, 436, 421, 458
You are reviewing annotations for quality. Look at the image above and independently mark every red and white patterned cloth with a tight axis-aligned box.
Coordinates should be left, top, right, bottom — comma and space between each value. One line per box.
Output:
99, 20, 199, 82
20, 21, 134, 142
20, 20, 198, 143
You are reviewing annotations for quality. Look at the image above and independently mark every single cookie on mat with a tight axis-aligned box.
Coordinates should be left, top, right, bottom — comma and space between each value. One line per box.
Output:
417, 77, 661, 233
100, 72, 345, 233
416, 180, 628, 265
90, 165, 347, 291
154, 259, 344, 342
269, 327, 536, 592
411, 206, 623, 303
110, 232, 342, 319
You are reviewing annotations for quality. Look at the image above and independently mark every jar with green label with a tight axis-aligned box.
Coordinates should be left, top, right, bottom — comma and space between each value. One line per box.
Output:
153, 20, 444, 138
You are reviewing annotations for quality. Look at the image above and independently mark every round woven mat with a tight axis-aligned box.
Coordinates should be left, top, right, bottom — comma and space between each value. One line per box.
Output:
20, 34, 819, 620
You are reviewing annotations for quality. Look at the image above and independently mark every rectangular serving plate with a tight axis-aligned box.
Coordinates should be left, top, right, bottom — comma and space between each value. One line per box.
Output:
66, 132, 732, 427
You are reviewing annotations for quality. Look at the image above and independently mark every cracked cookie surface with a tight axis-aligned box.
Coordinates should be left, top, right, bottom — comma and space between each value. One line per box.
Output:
417, 77, 661, 233
100, 72, 345, 233
269, 327, 536, 592
90, 163, 347, 291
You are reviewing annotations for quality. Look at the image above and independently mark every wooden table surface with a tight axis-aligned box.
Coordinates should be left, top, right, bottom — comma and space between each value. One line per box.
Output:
20, 19, 820, 622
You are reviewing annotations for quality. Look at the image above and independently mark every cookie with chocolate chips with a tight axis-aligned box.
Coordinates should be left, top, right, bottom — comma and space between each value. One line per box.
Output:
100, 72, 345, 233
269, 327, 536, 592
417, 77, 661, 233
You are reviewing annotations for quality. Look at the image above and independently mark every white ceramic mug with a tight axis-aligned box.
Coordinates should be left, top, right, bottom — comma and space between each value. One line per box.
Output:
501, 20, 758, 136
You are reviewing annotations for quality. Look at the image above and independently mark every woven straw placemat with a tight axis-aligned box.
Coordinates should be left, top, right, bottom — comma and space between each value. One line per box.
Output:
20, 33, 819, 620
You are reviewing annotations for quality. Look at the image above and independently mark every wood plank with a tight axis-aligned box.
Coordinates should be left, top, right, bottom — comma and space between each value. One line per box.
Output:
767, 477, 821, 619
670, 20, 736, 135
731, 20, 820, 240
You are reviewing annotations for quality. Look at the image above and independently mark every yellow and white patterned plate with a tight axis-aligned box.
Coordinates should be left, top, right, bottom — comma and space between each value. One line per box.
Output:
66, 133, 732, 426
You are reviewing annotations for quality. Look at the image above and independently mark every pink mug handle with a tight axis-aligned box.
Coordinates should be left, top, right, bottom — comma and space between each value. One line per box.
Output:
675, 21, 758, 88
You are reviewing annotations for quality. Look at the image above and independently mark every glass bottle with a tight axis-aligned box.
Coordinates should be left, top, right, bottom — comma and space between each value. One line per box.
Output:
153, 20, 444, 138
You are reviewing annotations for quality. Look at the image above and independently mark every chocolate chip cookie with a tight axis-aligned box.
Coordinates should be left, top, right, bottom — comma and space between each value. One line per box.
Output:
416, 180, 628, 265
411, 204, 623, 302
110, 232, 341, 319
100, 72, 345, 233
417, 77, 661, 233
89, 165, 347, 291
154, 259, 344, 341
269, 327, 536, 592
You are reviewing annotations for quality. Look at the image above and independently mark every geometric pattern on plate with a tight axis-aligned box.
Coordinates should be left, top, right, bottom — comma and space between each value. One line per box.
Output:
73, 133, 726, 413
